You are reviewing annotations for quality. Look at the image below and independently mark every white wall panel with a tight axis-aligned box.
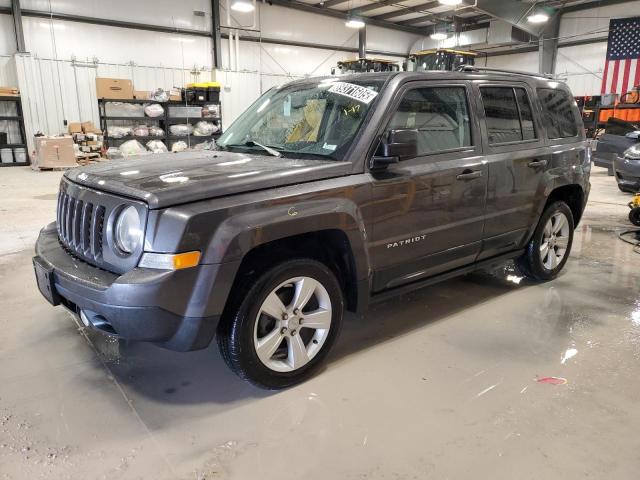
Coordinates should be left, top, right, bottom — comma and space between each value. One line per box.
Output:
22, 17, 213, 69
0, 55, 17, 86
556, 42, 608, 96
255, 4, 357, 50
14, 55, 213, 152
486, 51, 539, 73
560, 1, 640, 41
0, 14, 16, 55
21, 0, 211, 31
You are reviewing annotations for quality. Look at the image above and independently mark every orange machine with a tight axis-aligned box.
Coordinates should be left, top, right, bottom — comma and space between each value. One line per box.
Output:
599, 85, 640, 123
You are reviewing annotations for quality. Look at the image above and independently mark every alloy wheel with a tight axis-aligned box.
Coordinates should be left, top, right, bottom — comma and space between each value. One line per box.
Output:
253, 276, 332, 372
540, 212, 570, 270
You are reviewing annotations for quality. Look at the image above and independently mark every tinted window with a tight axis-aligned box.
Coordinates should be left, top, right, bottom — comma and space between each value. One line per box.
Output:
481, 87, 522, 144
537, 88, 578, 138
388, 87, 472, 155
515, 88, 536, 140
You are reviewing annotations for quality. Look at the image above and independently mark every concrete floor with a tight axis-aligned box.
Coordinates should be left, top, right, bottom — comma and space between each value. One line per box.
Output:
1, 166, 639, 479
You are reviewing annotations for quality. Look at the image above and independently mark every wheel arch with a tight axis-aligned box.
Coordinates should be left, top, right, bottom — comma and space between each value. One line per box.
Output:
204, 201, 371, 316
544, 184, 585, 226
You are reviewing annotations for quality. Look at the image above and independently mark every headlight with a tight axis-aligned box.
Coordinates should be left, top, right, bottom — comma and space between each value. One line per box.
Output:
625, 144, 640, 160
114, 206, 142, 254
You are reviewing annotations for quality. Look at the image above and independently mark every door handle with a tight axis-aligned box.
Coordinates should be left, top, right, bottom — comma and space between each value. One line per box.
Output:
528, 159, 548, 169
456, 169, 483, 181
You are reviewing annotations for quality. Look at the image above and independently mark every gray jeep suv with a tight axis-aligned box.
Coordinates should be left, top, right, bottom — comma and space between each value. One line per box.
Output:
33, 70, 590, 389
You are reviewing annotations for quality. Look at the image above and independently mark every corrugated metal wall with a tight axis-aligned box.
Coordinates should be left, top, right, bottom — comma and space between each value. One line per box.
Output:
14, 55, 214, 152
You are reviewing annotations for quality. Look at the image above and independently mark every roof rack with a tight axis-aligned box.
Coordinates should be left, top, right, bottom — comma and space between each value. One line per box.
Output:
456, 65, 555, 80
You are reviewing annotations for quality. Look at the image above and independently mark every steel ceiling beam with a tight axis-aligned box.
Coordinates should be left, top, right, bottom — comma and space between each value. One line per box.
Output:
267, 0, 428, 34
211, 0, 222, 69
371, 1, 440, 21
353, 0, 402, 14
318, 0, 351, 8
398, 11, 490, 26
11, 0, 26, 53
560, 0, 634, 13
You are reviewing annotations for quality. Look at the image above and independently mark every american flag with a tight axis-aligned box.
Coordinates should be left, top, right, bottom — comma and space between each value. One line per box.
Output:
601, 16, 640, 95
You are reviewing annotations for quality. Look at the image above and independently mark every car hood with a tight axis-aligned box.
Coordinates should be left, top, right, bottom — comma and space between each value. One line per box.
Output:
64, 150, 352, 209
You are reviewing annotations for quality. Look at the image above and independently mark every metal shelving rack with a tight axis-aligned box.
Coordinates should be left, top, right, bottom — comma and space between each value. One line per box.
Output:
165, 99, 223, 151
98, 96, 223, 152
98, 98, 166, 150
0, 95, 28, 167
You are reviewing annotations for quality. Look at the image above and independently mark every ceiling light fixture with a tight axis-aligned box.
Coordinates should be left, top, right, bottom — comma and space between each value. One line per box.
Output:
438, 0, 463, 6
527, 12, 549, 23
345, 17, 365, 28
231, 0, 255, 12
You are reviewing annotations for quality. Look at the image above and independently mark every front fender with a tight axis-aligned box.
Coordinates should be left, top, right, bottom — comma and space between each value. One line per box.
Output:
203, 197, 371, 282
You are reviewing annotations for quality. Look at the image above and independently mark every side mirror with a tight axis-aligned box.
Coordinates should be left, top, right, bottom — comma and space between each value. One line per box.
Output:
371, 129, 418, 169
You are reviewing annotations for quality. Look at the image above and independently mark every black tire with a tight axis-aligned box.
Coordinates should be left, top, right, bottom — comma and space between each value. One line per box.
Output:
217, 258, 344, 389
629, 208, 640, 226
517, 201, 575, 282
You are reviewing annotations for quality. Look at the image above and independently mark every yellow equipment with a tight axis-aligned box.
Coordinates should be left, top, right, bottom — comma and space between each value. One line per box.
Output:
408, 48, 476, 72
629, 193, 640, 226
333, 58, 401, 75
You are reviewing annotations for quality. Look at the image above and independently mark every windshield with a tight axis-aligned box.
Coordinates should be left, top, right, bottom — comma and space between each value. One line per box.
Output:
217, 79, 385, 160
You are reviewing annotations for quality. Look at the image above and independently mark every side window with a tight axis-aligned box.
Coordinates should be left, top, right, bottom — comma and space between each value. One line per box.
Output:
537, 88, 578, 139
480, 87, 522, 144
480, 86, 537, 144
388, 86, 472, 156
515, 88, 536, 140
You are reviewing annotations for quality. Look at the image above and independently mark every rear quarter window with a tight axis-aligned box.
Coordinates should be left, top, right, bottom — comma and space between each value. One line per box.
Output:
537, 88, 578, 139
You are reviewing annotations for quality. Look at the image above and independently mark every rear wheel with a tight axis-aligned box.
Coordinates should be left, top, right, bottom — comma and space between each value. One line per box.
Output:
517, 201, 574, 281
217, 259, 344, 389
629, 207, 640, 226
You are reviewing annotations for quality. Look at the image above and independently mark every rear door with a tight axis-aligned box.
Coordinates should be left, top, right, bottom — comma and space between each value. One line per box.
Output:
472, 82, 549, 260
368, 81, 488, 291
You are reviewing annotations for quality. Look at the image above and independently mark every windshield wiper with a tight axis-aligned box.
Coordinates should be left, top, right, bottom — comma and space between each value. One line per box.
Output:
225, 141, 281, 157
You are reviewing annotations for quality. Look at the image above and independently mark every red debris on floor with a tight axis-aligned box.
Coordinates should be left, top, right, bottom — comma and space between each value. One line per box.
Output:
536, 376, 568, 385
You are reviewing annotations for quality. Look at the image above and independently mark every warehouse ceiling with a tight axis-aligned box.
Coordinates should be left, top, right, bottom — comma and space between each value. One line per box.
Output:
268, 0, 625, 36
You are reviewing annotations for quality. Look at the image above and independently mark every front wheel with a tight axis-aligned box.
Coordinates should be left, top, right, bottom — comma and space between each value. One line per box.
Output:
517, 201, 575, 281
217, 259, 344, 389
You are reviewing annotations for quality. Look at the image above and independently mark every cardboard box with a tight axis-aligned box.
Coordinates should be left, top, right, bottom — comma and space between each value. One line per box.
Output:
0, 86, 19, 96
68, 122, 82, 134
95, 77, 134, 99
81, 121, 100, 134
33, 136, 77, 170
133, 90, 149, 100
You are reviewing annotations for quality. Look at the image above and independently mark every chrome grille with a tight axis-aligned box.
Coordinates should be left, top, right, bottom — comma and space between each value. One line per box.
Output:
57, 189, 105, 261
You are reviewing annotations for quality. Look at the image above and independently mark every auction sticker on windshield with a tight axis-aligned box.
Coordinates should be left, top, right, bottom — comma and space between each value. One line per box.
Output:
328, 82, 378, 104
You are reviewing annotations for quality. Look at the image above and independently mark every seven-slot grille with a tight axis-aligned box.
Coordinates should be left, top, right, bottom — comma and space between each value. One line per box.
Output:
56, 189, 105, 262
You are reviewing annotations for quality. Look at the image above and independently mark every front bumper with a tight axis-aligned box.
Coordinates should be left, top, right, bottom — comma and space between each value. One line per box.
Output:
614, 156, 640, 192
34, 223, 237, 351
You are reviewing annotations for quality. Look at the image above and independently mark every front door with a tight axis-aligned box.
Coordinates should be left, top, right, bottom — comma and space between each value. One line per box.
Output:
472, 82, 549, 260
369, 82, 488, 292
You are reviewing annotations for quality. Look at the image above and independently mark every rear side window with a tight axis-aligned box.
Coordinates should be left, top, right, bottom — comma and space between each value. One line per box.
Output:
388, 86, 472, 155
480, 86, 537, 144
515, 88, 536, 140
537, 88, 578, 139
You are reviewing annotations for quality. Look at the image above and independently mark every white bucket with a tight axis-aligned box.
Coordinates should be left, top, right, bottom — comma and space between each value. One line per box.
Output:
13, 147, 26, 163
0, 148, 13, 164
